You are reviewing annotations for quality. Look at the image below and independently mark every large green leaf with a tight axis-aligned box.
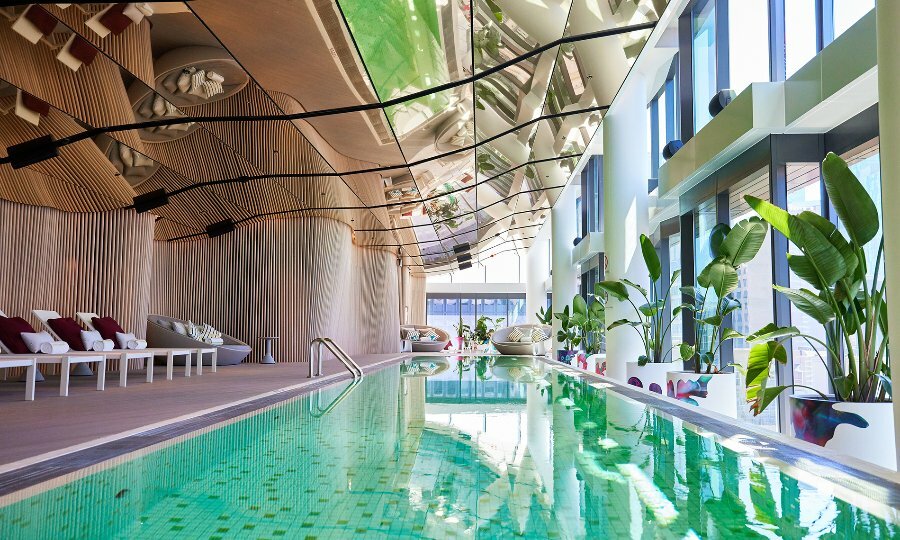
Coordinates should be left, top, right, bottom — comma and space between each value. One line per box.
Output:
788, 214, 848, 286
773, 286, 835, 325
573, 294, 588, 317
746, 341, 787, 391
622, 278, 649, 298
822, 152, 880, 247
746, 323, 800, 342
597, 280, 629, 301
679, 342, 695, 361
640, 234, 661, 282
749, 386, 790, 416
709, 223, 731, 258
698, 258, 739, 297
786, 254, 823, 289
607, 319, 640, 331
745, 196, 790, 238
720, 217, 768, 266
797, 210, 858, 280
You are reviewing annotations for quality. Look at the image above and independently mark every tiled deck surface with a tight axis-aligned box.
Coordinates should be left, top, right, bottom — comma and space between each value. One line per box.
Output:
0, 354, 408, 467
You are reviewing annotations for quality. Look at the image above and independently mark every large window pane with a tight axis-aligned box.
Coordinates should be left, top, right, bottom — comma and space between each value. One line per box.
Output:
507, 297, 526, 326
694, 197, 719, 362
692, 0, 717, 131
427, 297, 459, 334
729, 169, 778, 431
786, 163, 830, 394
669, 235, 682, 352
785, 0, 817, 78
833, 0, 874, 39
728, 0, 770, 93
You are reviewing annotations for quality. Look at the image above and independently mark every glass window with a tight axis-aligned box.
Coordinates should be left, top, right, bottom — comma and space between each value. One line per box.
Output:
727, 0, 770, 93
785, 0, 818, 78
694, 197, 719, 362
507, 297, 527, 326
729, 169, 778, 431
692, 0, 717, 131
786, 163, 830, 394
669, 234, 682, 351
833, 0, 874, 39
427, 296, 459, 333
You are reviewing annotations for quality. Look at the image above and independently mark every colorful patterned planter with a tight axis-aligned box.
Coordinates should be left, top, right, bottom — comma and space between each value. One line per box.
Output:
665, 371, 737, 418
556, 350, 578, 365
790, 396, 896, 470
625, 361, 683, 395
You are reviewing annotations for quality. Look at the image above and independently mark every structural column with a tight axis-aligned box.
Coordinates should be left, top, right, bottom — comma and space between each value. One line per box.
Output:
602, 73, 650, 381
525, 227, 551, 324
876, 2, 900, 467
551, 186, 579, 351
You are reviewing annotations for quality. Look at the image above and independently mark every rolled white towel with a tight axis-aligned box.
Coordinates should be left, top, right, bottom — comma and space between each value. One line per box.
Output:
92, 339, 114, 352
39, 341, 70, 354
127, 339, 147, 350
115, 331, 136, 350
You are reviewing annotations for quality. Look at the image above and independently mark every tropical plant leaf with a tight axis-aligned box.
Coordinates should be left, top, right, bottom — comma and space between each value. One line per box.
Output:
773, 286, 835, 325
638, 355, 650, 367
721, 328, 744, 342
720, 217, 768, 266
786, 254, 823, 289
622, 278, 649, 298
639, 300, 665, 317
597, 280, 629, 301
746, 323, 800, 342
749, 385, 789, 416
573, 294, 588, 317
698, 258, 739, 298
679, 342, 695, 361
720, 296, 742, 317
640, 234, 661, 282
607, 319, 639, 331
745, 196, 790, 238
797, 210, 858, 279
745, 341, 787, 394
709, 223, 731, 258
822, 152, 880, 247
877, 373, 892, 398
670, 269, 682, 285
680, 286, 705, 304
700, 315, 723, 327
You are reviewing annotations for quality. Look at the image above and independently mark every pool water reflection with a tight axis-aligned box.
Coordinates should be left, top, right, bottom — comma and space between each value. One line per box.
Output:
0, 356, 896, 539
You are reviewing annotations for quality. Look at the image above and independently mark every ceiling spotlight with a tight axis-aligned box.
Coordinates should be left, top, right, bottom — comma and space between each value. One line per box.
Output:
457, 253, 472, 264
206, 219, 236, 238
452, 243, 470, 254
132, 188, 169, 213
459, 261, 473, 270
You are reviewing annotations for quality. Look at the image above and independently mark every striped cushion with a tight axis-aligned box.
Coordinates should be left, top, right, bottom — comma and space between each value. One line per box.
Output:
531, 328, 548, 342
508, 327, 525, 342
405, 329, 420, 341
422, 328, 439, 341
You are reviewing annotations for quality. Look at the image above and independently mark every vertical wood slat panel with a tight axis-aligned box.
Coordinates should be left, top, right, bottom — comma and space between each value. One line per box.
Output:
151, 216, 400, 363
0, 200, 155, 375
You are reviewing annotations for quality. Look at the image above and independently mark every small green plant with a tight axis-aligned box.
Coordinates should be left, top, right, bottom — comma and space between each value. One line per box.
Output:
679, 217, 769, 374
554, 305, 580, 351
571, 287, 607, 355
472, 315, 504, 343
452, 316, 470, 339
537, 304, 553, 325
598, 234, 685, 365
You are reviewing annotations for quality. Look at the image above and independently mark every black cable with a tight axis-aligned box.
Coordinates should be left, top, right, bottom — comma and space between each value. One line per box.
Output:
0, 20, 654, 165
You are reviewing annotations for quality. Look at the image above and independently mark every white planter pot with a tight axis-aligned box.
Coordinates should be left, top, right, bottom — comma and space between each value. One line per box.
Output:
790, 396, 897, 470
625, 361, 683, 395
586, 354, 606, 376
665, 371, 737, 418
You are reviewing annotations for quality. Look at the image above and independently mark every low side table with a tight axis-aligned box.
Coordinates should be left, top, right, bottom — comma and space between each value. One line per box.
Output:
260, 336, 279, 364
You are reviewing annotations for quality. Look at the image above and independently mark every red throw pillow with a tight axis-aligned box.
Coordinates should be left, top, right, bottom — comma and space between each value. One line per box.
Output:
48, 317, 86, 351
92, 316, 125, 341
0, 316, 36, 354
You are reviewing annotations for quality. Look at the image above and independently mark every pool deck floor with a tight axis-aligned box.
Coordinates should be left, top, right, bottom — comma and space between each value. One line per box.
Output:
0, 354, 409, 470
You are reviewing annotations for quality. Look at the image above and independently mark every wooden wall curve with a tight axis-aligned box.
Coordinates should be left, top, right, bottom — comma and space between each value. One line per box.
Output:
151, 216, 401, 363
0, 200, 156, 360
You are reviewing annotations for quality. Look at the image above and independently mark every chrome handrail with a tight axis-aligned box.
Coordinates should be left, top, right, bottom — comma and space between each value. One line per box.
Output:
308, 337, 363, 380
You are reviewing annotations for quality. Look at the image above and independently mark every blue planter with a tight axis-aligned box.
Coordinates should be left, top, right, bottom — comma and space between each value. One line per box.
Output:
557, 350, 577, 364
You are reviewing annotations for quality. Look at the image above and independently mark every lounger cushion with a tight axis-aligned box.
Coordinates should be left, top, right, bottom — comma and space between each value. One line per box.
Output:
0, 316, 35, 354
92, 316, 125, 341
20, 331, 53, 354
48, 317, 87, 351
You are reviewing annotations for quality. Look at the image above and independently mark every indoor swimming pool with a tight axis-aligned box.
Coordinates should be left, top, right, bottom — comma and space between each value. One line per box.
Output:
0, 356, 897, 539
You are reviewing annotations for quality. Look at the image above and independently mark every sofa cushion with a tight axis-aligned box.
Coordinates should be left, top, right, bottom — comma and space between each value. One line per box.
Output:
508, 327, 524, 342
92, 316, 125, 341
0, 316, 35, 354
531, 328, 548, 342
48, 317, 87, 351
422, 328, 439, 341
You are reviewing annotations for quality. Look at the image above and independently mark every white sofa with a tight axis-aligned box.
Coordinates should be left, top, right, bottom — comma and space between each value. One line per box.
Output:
491, 324, 552, 355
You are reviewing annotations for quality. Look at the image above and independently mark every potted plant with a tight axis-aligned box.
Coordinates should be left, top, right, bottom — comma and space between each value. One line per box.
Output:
452, 316, 470, 352
671, 217, 769, 417
472, 315, 504, 352
741, 153, 893, 469
536, 303, 552, 325
553, 304, 581, 364
571, 287, 607, 374
598, 234, 686, 394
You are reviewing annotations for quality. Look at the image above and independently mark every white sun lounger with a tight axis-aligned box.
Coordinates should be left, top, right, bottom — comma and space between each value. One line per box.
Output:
0, 309, 106, 396
0, 354, 37, 401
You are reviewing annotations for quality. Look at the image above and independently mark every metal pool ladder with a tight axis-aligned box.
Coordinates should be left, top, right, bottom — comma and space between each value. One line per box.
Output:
308, 337, 363, 380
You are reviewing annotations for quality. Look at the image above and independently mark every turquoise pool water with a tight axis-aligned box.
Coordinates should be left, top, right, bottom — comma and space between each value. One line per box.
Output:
1, 356, 898, 539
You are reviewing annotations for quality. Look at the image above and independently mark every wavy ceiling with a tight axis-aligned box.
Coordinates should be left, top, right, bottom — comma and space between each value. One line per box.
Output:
0, 1, 667, 276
